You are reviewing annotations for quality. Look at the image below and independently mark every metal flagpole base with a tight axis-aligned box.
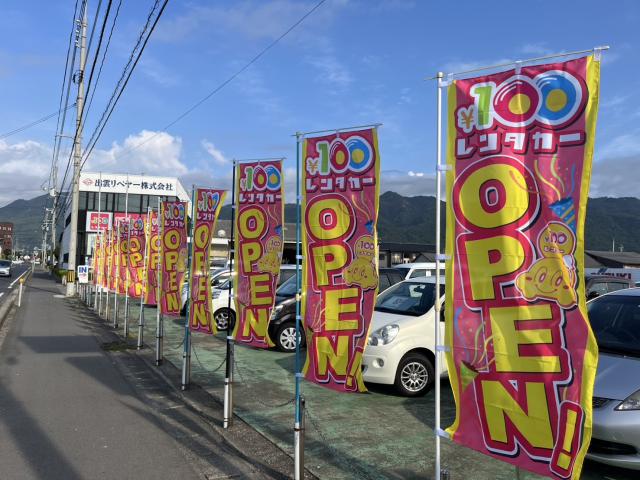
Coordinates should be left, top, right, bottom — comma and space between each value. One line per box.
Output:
181, 339, 191, 390
113, 296, 119, 329
105, 291, 109, 319
137, 304, 144, 349
294, 396, 305, 480
223, 339, 234, 429
123, 297, 129, 338
155, 314, 163, 366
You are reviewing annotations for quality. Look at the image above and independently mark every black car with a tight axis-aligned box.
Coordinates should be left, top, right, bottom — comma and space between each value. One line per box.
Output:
267, 268, 406, 352
585, 274, 633, 300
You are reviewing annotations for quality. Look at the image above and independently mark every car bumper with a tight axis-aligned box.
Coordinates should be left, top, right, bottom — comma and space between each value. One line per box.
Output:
362, 344, 401, 385
586, 400, 640, 470
0, 270, 10, 276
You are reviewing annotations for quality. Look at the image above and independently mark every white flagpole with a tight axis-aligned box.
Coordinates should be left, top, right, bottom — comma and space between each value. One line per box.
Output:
434, 71, 444, 480
113, 219, 120, 329
156, 197, 164, 365
137, 206, 151, 349
94, 172, 102, 310
123, 174, 130, 337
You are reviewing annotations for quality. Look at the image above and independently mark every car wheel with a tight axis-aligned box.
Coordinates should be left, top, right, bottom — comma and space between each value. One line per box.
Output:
180, 303, 187, 316
394, 353, 434, 397
275, 323, 305, 352
215, 308, 236, 331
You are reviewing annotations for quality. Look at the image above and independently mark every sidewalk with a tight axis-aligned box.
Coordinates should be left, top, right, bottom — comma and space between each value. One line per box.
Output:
0, 272, 294, 480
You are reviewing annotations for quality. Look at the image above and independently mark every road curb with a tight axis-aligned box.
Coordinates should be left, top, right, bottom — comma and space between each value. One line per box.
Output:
0, 268, 33, 330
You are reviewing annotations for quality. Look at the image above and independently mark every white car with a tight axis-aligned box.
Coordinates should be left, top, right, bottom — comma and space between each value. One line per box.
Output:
202, 265, 297, 330
180, 268, 232, 314
362, 276, 446, 396
392, 262, 444, 280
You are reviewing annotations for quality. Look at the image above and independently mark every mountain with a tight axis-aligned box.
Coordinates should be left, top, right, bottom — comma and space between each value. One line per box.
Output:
3, 192, 640, 253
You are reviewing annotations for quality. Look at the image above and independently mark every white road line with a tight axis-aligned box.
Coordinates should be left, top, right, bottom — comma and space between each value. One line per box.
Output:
8, 269, 29, 289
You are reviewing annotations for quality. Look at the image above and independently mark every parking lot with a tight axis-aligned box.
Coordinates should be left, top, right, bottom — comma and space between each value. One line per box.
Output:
101, 294, 637, 480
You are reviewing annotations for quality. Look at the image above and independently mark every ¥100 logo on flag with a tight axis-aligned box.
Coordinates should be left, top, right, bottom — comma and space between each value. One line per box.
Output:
444, 56, 600, 479
302, 128, 380, 393
233, 160, 284, 348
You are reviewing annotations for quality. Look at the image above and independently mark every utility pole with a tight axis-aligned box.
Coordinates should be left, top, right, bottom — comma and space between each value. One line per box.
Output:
50, 161, 58, 267
66, 3, 87, 296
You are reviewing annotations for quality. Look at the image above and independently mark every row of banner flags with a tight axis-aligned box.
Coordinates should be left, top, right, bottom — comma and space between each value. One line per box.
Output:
91, 54, 601, 480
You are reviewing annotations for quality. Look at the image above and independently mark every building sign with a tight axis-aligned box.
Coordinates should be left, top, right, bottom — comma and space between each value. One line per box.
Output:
444, 55, 600, 479
233, 160, 284, 347
79, 172, 181, 197
302, 127, 381, 393
86, 212, 113, 232
77, 265, 89, 284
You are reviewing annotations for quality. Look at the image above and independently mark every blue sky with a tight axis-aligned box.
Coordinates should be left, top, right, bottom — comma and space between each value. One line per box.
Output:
0, 0, 638, 206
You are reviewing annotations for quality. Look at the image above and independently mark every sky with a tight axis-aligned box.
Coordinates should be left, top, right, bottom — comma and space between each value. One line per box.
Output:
0, 0, 638, 207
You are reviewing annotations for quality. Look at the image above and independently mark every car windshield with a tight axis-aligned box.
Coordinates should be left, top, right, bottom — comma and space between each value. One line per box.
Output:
375, 281, 436, 317
0, 260, 10, 267
277, 274, 298, 297
216, 279, 231, 290
588, 295, 640, 357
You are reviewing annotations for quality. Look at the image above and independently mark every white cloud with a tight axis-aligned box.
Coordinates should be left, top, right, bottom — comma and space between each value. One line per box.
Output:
86, 130, 188, 176
306, 54, 353, 88
0, 139, 51, 206
591, 155, 640, 197
201, 140, 229, 166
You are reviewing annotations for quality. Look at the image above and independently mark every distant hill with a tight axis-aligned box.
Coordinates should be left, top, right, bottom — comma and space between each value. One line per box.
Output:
3, 192, 640, 253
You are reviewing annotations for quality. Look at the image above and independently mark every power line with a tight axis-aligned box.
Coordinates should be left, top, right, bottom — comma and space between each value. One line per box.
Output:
80, 0, 168, 169
59, 0, 169, 219
113, 0, 328, 162
0, 104, 76, 141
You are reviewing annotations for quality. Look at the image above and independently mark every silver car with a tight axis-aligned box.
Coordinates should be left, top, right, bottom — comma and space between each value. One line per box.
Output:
588, 287, 640, 470
0, 259, 12, 277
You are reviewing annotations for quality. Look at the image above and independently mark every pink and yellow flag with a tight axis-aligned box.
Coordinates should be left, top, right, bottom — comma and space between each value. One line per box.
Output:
144, 212, 160, 305
127, 217, 146, 299
159, 201, 188, 316
232, 160, 284, 347
444, 56, 600, 479
117, 220, 129, 295
188, 188, 226, 334
302, 128, 380, 393
93, 234, 101, 286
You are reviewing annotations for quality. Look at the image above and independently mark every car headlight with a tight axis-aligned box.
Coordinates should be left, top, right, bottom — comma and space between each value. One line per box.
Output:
271, 304, 285, 318
616, 389, 640, 411
368, 324, 400, 346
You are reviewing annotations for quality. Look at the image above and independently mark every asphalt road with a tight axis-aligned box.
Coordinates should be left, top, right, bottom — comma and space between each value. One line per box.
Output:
0, 272, 204, 480
0, 263, 31, 305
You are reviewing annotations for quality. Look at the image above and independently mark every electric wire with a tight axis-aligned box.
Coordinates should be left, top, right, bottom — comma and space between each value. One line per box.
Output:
113, 0, 328, 162
80, 0, 168, 170
0, 104, 76, 141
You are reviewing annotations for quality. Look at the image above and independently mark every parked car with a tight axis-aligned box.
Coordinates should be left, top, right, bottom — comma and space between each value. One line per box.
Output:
268, 268, 406, 352
0, 259, 12, 277
362, 276, 446, 396
392, 262, 443, 280
180, 268, 232, 315
587, 287, 640, 470
209, 265, 297, 330
585, 274, 633, 300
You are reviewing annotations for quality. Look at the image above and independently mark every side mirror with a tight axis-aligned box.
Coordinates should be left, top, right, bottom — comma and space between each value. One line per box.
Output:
587, 291, 599, 301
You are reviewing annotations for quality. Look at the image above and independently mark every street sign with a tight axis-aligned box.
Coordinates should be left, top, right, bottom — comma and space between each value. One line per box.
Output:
77, 265, 89, 284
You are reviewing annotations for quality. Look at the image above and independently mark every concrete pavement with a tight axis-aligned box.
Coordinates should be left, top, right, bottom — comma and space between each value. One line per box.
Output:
0, 272, 291, 480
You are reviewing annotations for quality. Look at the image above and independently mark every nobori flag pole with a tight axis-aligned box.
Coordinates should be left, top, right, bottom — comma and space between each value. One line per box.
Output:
137, 206, 152, 349
156, 197, 164, 365
181, 187, 196, 390
224, 161, 237, 429
433, 71, 446, 480
123, 174, 130, 338
113, 219, 120, 328
294, 133, 305, 480
94, 171, 103, 310
105, 227, 111, 319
